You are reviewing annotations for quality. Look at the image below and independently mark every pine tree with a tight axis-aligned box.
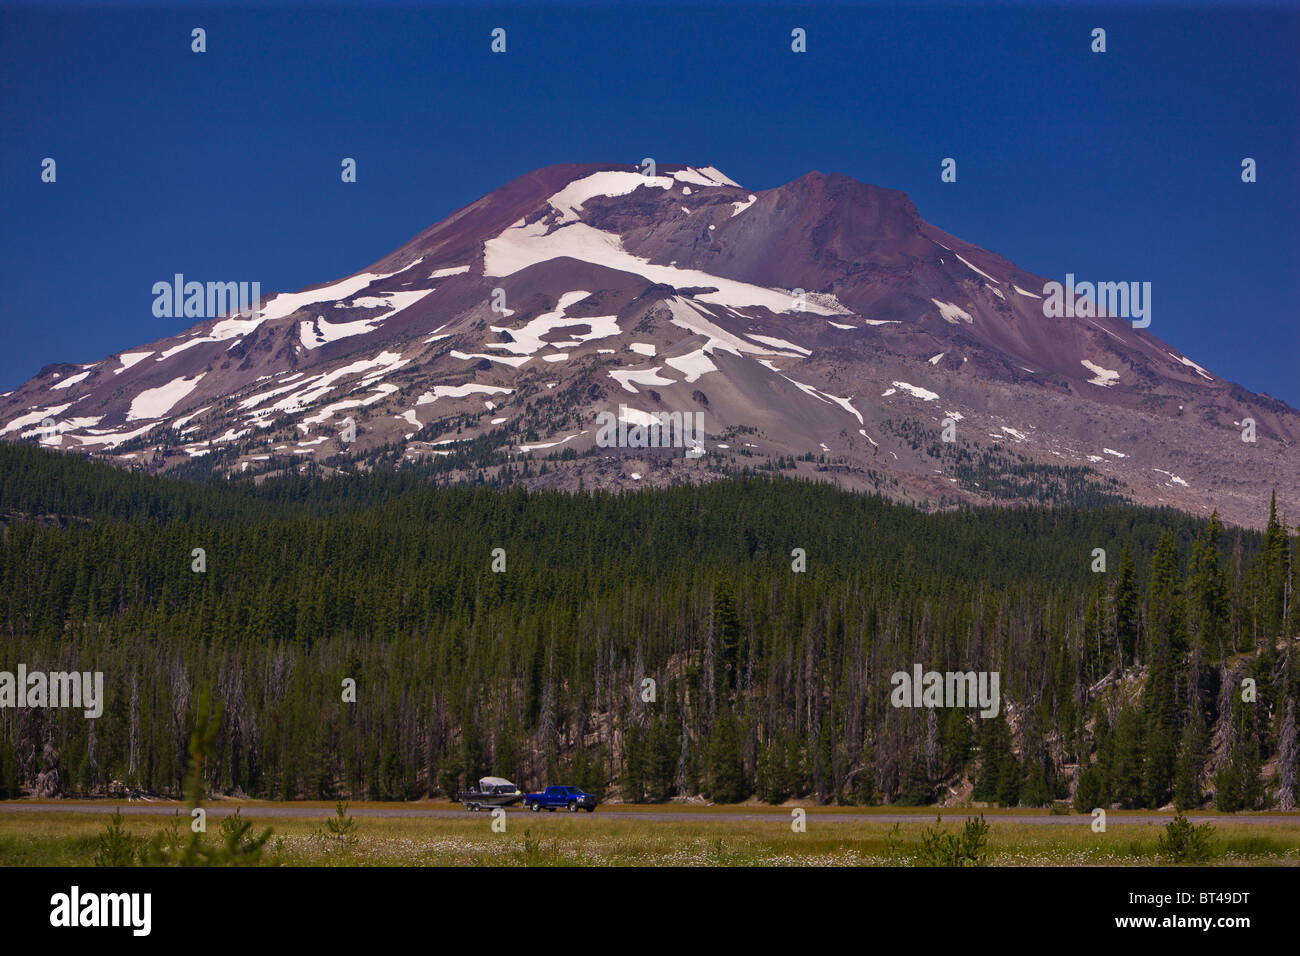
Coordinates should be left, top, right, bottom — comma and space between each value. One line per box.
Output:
710, 584, 742, 695
1110, 704, 1145, 809
1262, 491, 1288, 641
1115, 545, 1139, 666
705, 713, 746, 803
622, 722, 646, 803
1143, 532, 1185, 806
93, 809, 139, 867
1173, 699, 1207, 810
1191, 512, 1229, 661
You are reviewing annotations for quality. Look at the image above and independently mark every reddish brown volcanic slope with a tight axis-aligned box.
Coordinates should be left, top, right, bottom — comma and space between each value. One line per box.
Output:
3, 163, 1295, 528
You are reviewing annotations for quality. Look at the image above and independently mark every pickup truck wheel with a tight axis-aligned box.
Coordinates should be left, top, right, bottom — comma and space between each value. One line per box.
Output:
529, 801, 540, 812
584, 807, 595, 813
567, 801, 579, 813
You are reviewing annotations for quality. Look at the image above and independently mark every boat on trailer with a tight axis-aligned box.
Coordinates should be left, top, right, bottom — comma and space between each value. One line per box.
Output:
456, 776, 525, 811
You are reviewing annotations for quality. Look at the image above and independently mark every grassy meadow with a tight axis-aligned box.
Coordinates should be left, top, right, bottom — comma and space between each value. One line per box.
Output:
2, 803, 1299, 867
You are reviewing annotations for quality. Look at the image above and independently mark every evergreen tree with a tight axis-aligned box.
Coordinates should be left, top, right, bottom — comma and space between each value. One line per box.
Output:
1190, 512, 1229, 661
1173, 699, 1207, 810
1110, 705, 1145, 808
1115, 545, 1140, 666
705, 713, 746, 803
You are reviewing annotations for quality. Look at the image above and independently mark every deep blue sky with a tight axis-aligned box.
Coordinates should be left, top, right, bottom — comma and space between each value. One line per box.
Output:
2, 1, 1297, 404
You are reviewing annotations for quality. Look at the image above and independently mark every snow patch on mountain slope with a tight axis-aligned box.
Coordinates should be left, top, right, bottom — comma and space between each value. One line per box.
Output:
697, 166, 741, 187
200, 265, 416, 350
157, 337, 217, 362
1080, 359, 1119, 387
239, 379, 310, 411
664, 348, 718, 382
50, 370, 91, 390
518, 432, 583, 453
301, 315, 380, 349
1013, 285, 1042, 299
673, 166, 739, 188
609, 366, 676, 394
172, 406, 210, 430
955, 254, 999, 284
337, 288, 433, 314
18, 414, 102, 442
415, 383, 515, 404
931, 299, 973, 324
127, 374, 205, 421
267, 352, 408, 413
1088, 319, 1127, 344
450, 350, 532, 368
548, 171, 673, 221
779, 374, 864, 424
889, 381, 939, 402
804, 292, 851, 314
730, 195, 758, 217
667, 299, 785, 358
630, 342, 656, 357
72, 421, 159, 448
1168, 352, 1214, 381
357, 383, 399, 404
299, 289, 434, 349
746, 334, 810, 356
484, 219, 844, 315
115, 352, 153, 374
301, 399, 365, 426
429, 265, 470, 279
486, 291, 621, 354
58, 416, 103, 430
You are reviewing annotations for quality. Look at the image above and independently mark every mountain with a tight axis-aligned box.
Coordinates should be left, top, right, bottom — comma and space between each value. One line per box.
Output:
3, 162, 1296, 527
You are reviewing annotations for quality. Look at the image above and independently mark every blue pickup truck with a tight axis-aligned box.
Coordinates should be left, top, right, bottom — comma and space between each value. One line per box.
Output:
525, 785, 599, 813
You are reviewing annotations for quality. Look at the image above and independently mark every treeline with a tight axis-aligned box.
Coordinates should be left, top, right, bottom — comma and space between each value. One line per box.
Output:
0, 444, 1296, 809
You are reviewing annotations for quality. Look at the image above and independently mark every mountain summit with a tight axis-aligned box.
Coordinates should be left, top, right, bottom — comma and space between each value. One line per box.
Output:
3, 163, 1295, 527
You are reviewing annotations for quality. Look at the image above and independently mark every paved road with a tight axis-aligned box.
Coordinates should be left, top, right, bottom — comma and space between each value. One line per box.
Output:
2, 803, 1297, 826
